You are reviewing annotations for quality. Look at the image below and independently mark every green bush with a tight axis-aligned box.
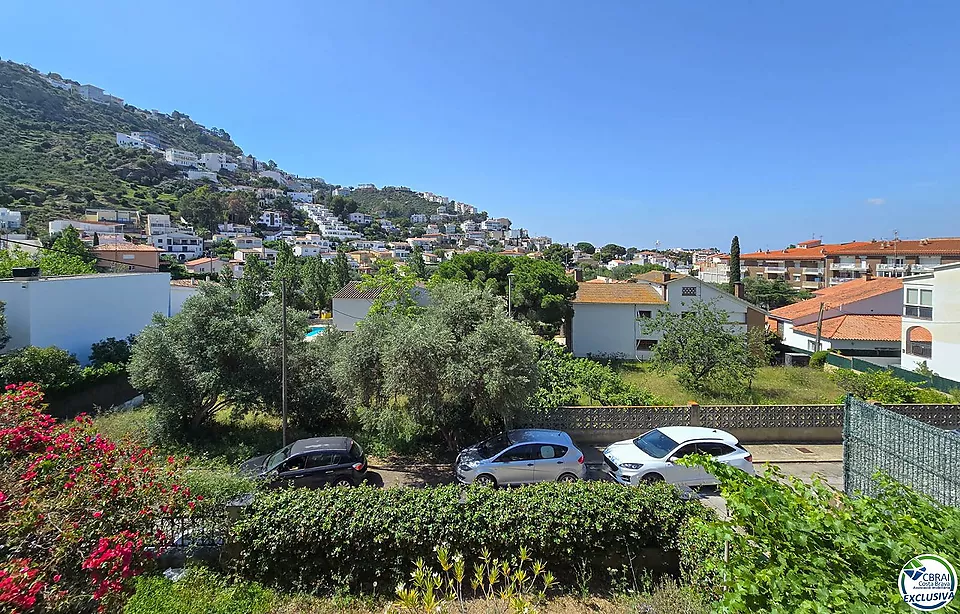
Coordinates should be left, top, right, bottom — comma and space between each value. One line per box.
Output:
0, 345, 81, 390
680, 457, 960, 612
181, 469, 256, 507
233, 482, 710, 594
808, 350, 828, 369
831, 368, 955, 404
124, 568, 277, 614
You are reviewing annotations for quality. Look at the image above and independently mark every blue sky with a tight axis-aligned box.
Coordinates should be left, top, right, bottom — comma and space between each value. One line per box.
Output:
5, 1, 959, 250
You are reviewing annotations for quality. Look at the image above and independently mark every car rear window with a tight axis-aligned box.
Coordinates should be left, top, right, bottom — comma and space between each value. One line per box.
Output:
537, 445, 568, 459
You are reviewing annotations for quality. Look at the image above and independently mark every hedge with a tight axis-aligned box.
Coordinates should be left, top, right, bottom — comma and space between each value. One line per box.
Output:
232, 482, 712, 593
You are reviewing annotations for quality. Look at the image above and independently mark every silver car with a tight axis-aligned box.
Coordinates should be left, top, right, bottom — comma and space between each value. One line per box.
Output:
455, 429, 587, 487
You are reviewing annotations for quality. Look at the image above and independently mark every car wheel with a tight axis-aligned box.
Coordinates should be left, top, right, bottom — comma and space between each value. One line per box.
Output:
333, 478, 353, 487
557, 473, 579, 483
473, 474, 497, 488
641, 473, 664, 484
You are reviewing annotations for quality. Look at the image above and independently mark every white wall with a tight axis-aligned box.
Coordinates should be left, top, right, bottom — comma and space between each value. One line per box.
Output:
169, 284, 199, 316
0, 273, 170, 363
901, 266, 960, 380
571, 303, 663, 359
666, 280, 748, 334
332, 288, 430, 332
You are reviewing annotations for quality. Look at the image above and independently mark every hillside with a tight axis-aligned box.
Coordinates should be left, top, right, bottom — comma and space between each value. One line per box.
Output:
332, 187, 443, 219
0, 60, 243, 235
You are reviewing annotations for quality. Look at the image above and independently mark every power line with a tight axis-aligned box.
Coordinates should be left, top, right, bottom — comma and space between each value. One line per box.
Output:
1, 235, 165, 272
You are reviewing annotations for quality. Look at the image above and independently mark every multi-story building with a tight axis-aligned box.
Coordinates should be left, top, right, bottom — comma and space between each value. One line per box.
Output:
237, 154, 258, 170
410, 213, 428, 224
234, 247, 278, 266
184, 257, 227, 275
258, 210, 284, 228
233, 236, 264, 250
49, 219, 124, 235
0, 208, 22, 231
828, 238, 960, 283
145, 214, 175, 237
286, 191, 313, 203
351, 240, 385, 251
150, 232, 203, 261
733, 240, 870, 290
164, 149, 198, 167
90, 243, 162, 272
480, 220, 503, 232
356, 183, 376, 191
116, 133, 155, 150
84, 209, 140, 231
214, 223, 253, 238
348, 212, 373, 225
131, 131, 163, 148
332, 187, 352, 197
900, 263, 960, 379
379, 219, 398, 232
460, 220, 479, 233
199, 152, 238, 173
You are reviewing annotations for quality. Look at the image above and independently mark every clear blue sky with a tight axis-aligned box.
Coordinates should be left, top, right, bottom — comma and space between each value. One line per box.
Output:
6, 1, 959, 251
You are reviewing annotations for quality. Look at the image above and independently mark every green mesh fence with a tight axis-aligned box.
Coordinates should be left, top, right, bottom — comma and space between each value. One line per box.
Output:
844, 396, 960, 506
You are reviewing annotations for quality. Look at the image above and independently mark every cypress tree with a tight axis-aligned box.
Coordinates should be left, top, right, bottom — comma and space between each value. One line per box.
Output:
729, 235, 741, 284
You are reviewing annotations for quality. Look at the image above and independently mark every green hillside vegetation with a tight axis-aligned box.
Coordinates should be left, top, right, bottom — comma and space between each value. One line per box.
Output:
0, 59, 243, 235
342, 186, 478, 219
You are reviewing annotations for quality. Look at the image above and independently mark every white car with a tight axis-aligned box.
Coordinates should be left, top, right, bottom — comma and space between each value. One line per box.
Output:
602, 426, 755, 486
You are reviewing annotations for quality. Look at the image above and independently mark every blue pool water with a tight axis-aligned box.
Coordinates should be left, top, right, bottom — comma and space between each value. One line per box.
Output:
305, 325, 328, 338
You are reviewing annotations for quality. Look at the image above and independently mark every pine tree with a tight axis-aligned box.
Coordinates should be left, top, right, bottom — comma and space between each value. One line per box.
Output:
729, 235, 741, 284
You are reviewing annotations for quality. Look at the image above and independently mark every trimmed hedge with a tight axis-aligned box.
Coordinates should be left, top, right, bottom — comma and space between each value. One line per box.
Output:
232, 482, 712, 593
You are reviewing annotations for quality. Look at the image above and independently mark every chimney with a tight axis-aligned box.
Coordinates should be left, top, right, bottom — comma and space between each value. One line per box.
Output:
863, 272, 873, 282
733, 281, 745, 299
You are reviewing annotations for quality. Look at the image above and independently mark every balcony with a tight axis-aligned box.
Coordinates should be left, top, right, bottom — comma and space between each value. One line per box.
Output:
829, 277, 855, 286
802, 267, 825, 275
877, 263, 907, 273
764, 266, 787, 274
802, 280, 822, 289
911, 265, 935, 274
830, 262, 868, 271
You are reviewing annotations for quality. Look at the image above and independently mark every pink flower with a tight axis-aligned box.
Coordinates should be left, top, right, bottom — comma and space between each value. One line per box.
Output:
54, 574, 61, 582
93, 511, 102, 518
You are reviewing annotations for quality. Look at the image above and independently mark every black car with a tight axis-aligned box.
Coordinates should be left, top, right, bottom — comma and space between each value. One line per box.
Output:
239, 437, 367, 488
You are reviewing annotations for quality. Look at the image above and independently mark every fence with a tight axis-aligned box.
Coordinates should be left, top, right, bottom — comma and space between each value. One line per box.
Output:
844, 396, 960, 506
515, 402, 960, 444
822, 353, 960, 395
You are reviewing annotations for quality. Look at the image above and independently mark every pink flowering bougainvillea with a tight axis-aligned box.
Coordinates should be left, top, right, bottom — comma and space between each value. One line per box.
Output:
0, 383, 201, 613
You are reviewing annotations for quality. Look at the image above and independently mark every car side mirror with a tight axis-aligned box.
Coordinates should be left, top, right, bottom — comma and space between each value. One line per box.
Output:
669, 456, 680, 464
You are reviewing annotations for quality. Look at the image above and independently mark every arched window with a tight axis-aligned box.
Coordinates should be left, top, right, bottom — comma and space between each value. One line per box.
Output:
905, 326, 932, 358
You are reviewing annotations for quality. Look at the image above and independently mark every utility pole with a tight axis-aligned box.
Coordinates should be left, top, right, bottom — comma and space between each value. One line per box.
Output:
507, 272, 515, 318
814, 301, 825, 352
281, 279, 288, 446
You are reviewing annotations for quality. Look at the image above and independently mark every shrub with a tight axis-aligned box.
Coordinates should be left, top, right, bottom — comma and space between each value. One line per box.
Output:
89, 336, 135, 368
680, 457, 960, 612
831, 368, 955, 404
232, 482, 710, 594
0, 383, 201, 613
0, 346, 82, 391
808, 350, 828, 369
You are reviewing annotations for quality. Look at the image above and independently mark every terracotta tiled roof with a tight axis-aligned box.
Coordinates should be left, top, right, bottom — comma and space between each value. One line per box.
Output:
332, 281, 384, 300
830, 238, 960, 256
741, 241, 874, 260
573, 282, 666, 304
770, 277, 902, 321
793, 315, 902, 341
186, 257, 219, 266
91, 242, 161, 252
632, 271, 687, 285
907, 326, 932, 342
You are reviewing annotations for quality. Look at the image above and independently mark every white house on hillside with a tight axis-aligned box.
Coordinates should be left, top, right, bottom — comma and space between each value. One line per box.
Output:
569, 273, 766, 359
900, 263, 960, 380
0, 273, 170, 363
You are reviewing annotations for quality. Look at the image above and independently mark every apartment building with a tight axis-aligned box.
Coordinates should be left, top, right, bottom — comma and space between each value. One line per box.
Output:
199, 152, 238, 173
332, 187, 352, 197
410, 213, 428, 224
145, 214, 175, 237
164, 149, 198, 167
234, 247, 278, 266
131, 131, 163, 149
150, 232, 203, 261
84, 209, 140, 231
827, 238, 960, 283
258, 210, 284, 228
116, 133, 155, 150
349, 212, 373, 225
900, 263, 960, 380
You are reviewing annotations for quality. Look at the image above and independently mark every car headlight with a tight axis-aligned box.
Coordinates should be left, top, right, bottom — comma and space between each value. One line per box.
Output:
620, 463, 644, 470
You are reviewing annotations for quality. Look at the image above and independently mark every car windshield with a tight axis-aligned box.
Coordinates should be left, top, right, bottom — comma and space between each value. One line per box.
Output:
265, 444, 293, 470
633, 429, 680, 459
476, 433, 513, 459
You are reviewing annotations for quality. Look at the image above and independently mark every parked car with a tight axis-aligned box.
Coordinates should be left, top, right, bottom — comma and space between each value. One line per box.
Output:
239, 437, 367, 488
456, 429, 586, 487
602, 427, 755, 486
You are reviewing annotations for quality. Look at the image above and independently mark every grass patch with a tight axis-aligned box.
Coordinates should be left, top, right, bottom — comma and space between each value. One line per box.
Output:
618, 364, 843, 405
